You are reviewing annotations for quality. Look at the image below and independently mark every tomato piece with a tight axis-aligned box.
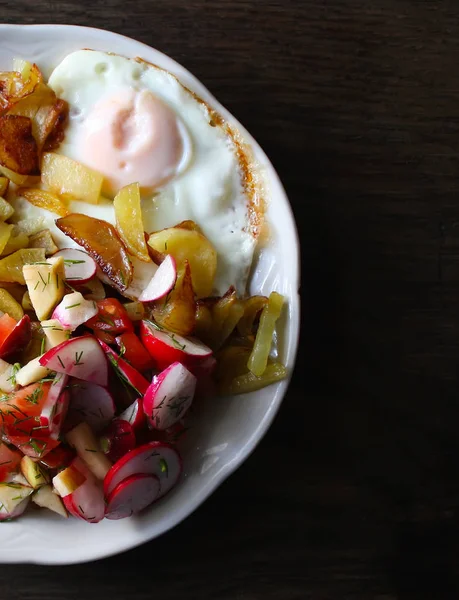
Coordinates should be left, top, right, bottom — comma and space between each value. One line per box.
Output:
0, 381, 52, 437
94, 330, 117, 345
86, 299, 134, 336
0, 313, 31, 359
0, 441, 21, 481
39, 444, 75, 471
115, 332, 154, 373
7, 435, 60, 459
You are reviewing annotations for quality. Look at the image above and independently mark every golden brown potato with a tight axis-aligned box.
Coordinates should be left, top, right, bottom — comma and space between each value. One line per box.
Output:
18, 187, 69, 217
56, 213, 133, 292
0, 247, 45, 284
0, 197, 14, 222
0, 222, 13, 255
29, 229, 58, 256
0, 165, 38, 187
41, 153, 103, 205
236, 295, 268, 338
148, 227, 217, 298
247, 291, 284, 377
114, 183, 150, 262
0, 177, 9, 198
1, 228, 29, 256
0, 115, 39, 175
175, 220, 202, 233
0, 288, 24, 320
152, 261, 196, 336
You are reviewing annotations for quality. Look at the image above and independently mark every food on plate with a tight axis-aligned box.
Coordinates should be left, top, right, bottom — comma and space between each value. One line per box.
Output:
0, 53, 288, 523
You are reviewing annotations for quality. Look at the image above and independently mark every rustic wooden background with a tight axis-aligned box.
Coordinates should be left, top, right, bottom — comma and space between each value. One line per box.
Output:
4, 0, 459, 598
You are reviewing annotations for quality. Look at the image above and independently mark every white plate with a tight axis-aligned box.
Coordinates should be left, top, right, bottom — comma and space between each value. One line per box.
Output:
0, 24, 300, 564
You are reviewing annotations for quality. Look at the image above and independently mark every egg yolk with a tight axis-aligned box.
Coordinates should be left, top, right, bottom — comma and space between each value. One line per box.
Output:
78, 88, 186, 195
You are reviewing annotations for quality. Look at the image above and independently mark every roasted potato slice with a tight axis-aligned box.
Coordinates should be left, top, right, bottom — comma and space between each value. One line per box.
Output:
18, 187, 69, 217
175, 220, 202, 233
16, 217, 46, 236
152, 261, 196, 336
236, 295, 268, 338
0, 63, 41, 112
0, 248, 45, 284
194, 302, 213, 344
0, 288, 24, 320
0, 115, 39, 175
247, 291, 284, 377
56, 213, 133, 292
114, 183, 150, 262
41, 152, 103, 205
29, 230, 58, 256
0, 177, 9, 198
148, 226, 217, 298
0, 222, 14, 255
220, 362, 287, 396
1, 228, 29, 256
0, 197, 14, 222
0, 165, 38, 187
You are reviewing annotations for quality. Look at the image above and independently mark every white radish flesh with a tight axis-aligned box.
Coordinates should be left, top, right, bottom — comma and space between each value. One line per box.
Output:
54, 248, 97, 283
63, 460, 106, 523
105, 473, 160, 520
39, 335, 108, 387
67, 379, 115, 433
0, 495, 30, 521
144, 362, 196, 431
138, 255, 177, 302
52, 292, 98, 331
118, 399, 146, 432
40, 373, 69, 437
104, 441, 182, 499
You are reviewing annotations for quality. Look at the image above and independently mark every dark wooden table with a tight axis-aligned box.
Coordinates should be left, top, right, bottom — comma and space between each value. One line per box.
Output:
4, 0, 459, 598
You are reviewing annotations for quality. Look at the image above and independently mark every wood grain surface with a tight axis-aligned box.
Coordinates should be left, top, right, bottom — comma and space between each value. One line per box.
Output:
3, 0, 459, 598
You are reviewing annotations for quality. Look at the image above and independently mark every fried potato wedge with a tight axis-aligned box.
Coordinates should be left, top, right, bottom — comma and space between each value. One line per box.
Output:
148, 226, 217, 298
0, 64, 42, 112
0, 177, 9, 198
0, 115, 39, 175
0, 287, 24, 320
247, 291, 284, 377
41, 152, 103, 205
152, 261, 196, 336
29, 229, 58, 256
0, 248, 45, 284
236, 295, 268, 338
220, 362, 287, 396
0, 222, 14, 255
114, 182, 150, 262
18, 187, 69, 217
56, 213, 133, 292
1, 228, 29, 256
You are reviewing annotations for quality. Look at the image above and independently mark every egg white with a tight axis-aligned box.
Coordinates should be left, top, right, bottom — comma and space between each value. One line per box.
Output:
25, 49, 257, 297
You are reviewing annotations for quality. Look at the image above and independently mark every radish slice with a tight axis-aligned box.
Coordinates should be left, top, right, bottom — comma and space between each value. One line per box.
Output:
0, 496, 30, 521
118, 399, 146, 432
138, 255, 177, 302
99, 420, 136, 462
144, 362, 196, 431
39, 335, 108, 387
63, 460, 105, 523
104, 441, 182, 499
67, 379, 116, 433
97, 340, 149, 395
52, 292, 98, 331
140, 320, 212, 372
105, 473, 160, 520
54, 248, 97, 283
40, 373, 69, 438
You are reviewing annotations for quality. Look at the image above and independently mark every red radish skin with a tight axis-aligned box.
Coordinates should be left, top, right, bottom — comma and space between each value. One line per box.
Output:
0, 442, 21, 481
115, 332, 154, 373
97, 340, 150, 395
118, 399, 146, 432
52, 292, 98, 331
54, 248, 97, 283
100, 420, 136, 462
39, 335, 108, 387
66, 379, 116, 433
0, 314, 31, 359
138, 255, 177, 302
63, 459, 106, 523
104, 441, 182, 499
105, 473, 160, 520
140, 320, 212, 372
144, 362, 196, 431
40, 373, 69, 438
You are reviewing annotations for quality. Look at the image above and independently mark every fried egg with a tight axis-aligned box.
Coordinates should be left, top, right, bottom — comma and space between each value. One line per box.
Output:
12, 50, 261, 296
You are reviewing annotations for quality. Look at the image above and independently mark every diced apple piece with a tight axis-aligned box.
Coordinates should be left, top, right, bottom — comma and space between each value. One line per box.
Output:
40, 318, 71, 348
41, 152, 104, 205
20, 455, 49, 489
0, 288, 23, 320
0, 197, 13, 221
0, 483, 32, 518
29, 229, 59, 256
32, 484, 68, 517
0, 359, 19, 393
65, 422, 112, 481
15, 356, 50, 386
114, 182, 150, 262
23, 255, 66, 320
52, 463, 86, 497
0, 248, 45, 284
148, 227, 217, 298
